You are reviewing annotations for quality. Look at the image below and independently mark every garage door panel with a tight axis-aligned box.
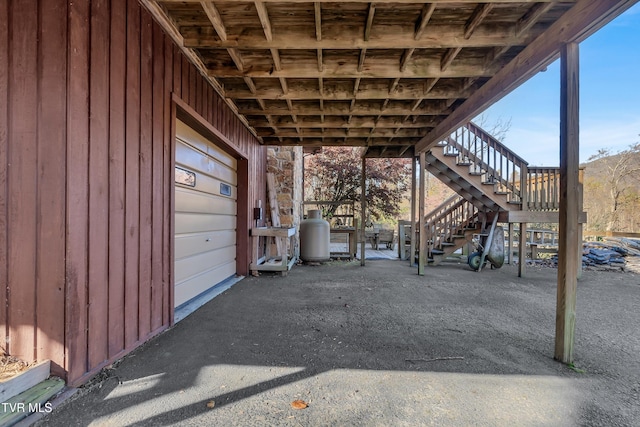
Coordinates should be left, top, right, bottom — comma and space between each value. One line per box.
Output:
175, 246, 236, 283
174, 261, 236, 307
176, 141, 237, 185
175, 172, 237, 200
175, 212, 236, 234
175, 120, 238, 311
175, 188, 236, 215
176, 120, 236, 170
175, 230, 236, 260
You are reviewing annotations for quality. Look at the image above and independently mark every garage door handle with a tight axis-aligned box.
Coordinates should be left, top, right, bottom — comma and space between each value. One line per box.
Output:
206, 238, 211, 242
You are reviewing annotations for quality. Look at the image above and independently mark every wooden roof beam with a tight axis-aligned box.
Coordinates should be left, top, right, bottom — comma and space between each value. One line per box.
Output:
317, 49, 323, 72
353, 77, 361, 95
358, 48, 367, 72
400, 48, 415, 72
517, 2, 556, 37
254, 1, 284, 78
183, 26, 532, 50
227, 48, 245, 72
255, 1, 273, 42
251, 116, 441, 128
237, 102, 449, 116
364, 3, 376, 41
224, 86, 467, 100
262, 137, 417, 147
398, 145, 413, 157
485, 45, 511, 67
314, 2, 322, 41
243, 77, 257, 94
440, 47, 461, 71
464, 3, 494, 39
207, 60, 495, 78
200, 2, 227, 41
271, 48, 282, 71
200, 1, 246, 75
389, 77, 400, 94
424, 77, 439, 94
257, 128, 427, 138
255, 98, 282, 142
414, 3, 436, 40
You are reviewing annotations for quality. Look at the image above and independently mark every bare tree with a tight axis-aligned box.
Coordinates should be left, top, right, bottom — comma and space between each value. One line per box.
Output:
586, 141, 640, 232
474, 114, 512, 142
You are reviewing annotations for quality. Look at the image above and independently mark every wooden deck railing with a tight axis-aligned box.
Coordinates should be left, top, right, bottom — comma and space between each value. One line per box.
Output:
424, 195, 478, 254
526, 167, 560, 211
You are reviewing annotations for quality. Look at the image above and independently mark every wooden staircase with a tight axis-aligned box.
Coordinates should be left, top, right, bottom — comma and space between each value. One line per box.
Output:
424, 195, 481, 264
423, 122, 564, 264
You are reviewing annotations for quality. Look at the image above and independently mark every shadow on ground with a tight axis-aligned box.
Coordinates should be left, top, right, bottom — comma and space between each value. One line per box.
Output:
40, 260, 640, 426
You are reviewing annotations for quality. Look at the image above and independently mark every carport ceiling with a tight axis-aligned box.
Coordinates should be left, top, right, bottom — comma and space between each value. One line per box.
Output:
143, 1, 635, 158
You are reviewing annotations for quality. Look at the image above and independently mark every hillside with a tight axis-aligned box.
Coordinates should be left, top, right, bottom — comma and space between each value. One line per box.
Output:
581, 146, 640, 233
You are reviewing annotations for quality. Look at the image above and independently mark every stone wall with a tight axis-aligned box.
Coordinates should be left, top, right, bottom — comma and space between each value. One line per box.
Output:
267, 146, 304, 256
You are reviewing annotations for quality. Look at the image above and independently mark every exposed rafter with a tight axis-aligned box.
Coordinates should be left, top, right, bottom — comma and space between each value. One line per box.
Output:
144, 0, 627, 156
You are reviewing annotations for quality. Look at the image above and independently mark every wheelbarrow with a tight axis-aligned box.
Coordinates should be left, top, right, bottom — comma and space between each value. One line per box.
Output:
468, 213, 505, 272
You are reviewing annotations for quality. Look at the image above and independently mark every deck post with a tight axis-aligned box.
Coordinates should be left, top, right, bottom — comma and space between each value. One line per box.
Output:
507, 223, 514, 264
360, 156, 366, 266
409, 156, 417, 266
518, 162, 528, 277
418, 151, 426, 275
518, 223, 527, 276
577, 168, 584, 279
555, 42, 580, 364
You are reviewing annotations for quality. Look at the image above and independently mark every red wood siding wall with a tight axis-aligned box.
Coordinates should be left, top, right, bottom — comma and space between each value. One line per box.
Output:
0, 0, 266, 386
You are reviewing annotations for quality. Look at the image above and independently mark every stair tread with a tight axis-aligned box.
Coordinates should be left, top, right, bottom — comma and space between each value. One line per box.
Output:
431, 249, 445, 255
469, 172, 483, 176
494, 191, 509, 195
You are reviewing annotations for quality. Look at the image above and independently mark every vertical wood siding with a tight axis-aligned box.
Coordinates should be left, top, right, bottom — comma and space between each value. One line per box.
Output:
0, 0, 267, 385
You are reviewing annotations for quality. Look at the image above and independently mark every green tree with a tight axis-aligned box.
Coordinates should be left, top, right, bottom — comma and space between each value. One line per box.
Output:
304, 147, 412, 223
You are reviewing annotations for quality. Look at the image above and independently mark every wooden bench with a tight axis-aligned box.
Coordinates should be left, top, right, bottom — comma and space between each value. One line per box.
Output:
365, 229, 395, 250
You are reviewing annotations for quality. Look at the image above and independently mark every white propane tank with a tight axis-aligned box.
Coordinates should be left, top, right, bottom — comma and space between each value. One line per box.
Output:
300, 209, 330, 262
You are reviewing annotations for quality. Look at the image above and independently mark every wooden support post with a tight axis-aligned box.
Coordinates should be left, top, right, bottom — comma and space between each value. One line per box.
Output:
418, 152, 426, 275
360, 156, 366, 266
410, 156, 417, 266
351, 218, 358, 259
518, 223, 527, 277
555, 42, 580, 364
577, 168, 584, 280
507, 223, 514, 264
518, 163, 528, 277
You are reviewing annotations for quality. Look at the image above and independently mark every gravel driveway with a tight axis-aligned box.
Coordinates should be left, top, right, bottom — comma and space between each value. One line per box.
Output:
39, 260, 640, 426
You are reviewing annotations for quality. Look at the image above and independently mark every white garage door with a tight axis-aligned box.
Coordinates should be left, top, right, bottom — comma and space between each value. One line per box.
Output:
174, 119, 237, 308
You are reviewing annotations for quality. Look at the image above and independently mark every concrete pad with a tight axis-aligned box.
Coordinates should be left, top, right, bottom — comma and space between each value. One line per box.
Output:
39, 260, 640, 426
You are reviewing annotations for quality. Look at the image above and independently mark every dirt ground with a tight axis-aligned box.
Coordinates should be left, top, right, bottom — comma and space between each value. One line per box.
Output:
39, 259, 640, 426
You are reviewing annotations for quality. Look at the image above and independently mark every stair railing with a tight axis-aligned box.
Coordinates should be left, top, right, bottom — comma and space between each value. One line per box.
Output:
442, 122, 529, 205
424, 195, 479, 255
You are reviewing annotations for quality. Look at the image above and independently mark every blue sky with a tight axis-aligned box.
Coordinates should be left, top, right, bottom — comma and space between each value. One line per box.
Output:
475, 3, 640, 166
